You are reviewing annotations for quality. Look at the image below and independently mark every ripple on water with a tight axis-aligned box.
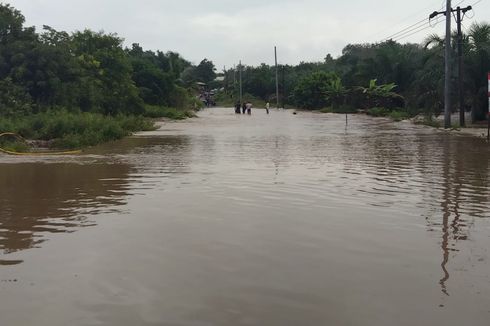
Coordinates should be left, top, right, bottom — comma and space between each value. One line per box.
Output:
1, 109, 490, 326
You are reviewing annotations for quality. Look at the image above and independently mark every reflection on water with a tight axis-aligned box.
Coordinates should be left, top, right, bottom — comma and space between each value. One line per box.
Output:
0, 163, 132, 264
434, 136, 489, 296
342, 123, 490, 296
0, 109, 489, 325
0, 136, 194, 265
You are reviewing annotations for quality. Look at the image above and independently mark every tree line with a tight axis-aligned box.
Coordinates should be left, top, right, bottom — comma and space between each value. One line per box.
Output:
0, 3, 217, 149
222, 24, 490, 121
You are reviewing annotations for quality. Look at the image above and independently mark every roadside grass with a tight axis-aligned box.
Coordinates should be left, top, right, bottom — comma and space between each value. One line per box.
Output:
144, 105, 196, 119
332, 105, 358, 114
368, 107, 410, 121
318, 106, 358, 114
0, 139, 29, 152
319, 107, 332, 113
0, 106, 195, 150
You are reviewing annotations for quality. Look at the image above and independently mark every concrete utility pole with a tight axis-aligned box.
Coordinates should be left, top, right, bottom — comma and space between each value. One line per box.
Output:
430, 4, 473, 128
233, 64, 237, 99
456, 6, 472, 127
239, 61, 243, 104
457, 8, 464, 127
444, 0, 452, 129
223, 66, 227, 94
488, 72, 490, 141
281, 65, 286, 108
275, 46, 280, 109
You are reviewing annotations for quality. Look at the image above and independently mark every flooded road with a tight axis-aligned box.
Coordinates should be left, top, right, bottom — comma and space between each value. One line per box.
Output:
1, 108, 490, 326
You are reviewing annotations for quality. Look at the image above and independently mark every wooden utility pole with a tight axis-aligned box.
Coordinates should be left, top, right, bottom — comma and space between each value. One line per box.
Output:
275, 46, 280, 109
444, 0, 452, 129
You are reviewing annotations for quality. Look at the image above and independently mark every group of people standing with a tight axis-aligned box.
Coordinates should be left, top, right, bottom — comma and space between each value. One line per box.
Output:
234, 101, 270, 115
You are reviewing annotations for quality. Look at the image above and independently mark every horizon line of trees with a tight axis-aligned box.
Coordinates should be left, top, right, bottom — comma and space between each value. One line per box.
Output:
0, 3, 218, 119
221, 23, 490, 121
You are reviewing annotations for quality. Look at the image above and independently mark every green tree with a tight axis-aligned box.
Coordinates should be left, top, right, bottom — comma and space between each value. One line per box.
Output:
293, 71, 340, 109
194, 59, 216, 84
466, 23, 490, 120
127, 43, 175, 106
71, 30, 143, 115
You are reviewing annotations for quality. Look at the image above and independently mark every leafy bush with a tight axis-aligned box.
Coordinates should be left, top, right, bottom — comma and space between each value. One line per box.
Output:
144, 105, 195, 119
368, 107, 410, 121
0, 110, 156, 149
0, 137, 29, 152
319, 107, 332, 113
332, 105, 358, 113
388, 110, 410, 121
367, 107, 391, 117
169, 86, 199, 109
0, 78, 32, 117
293, 71, 340, 109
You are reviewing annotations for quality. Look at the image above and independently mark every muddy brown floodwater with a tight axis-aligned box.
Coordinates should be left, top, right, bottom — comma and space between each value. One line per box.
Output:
1, 108, 490, 326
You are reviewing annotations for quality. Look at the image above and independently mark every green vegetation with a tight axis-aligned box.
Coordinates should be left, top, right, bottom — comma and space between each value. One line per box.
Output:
215, 92, 267, 109
0, 111, 154, 149
368, 108, 410, 121
143, 105, 196, 120
0, 4, 211, 150
332, 105, 358, 114
219, 24, 490, 123
0, 138, 29, 152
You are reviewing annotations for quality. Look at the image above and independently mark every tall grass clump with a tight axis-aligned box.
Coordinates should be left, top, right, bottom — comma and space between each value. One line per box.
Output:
368, 107, 410, 121
0, 110, 157, 149
143, 105, 196, 120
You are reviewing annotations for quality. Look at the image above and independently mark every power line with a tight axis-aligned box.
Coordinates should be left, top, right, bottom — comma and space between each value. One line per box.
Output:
390, 0, 466, 42
381, 18, 429, 41
379, 0, 467, 43
391, 19, 441, 41
462, 0, 483, 19
370, 0, 444, 39
388, 14, 446, 42
378, 0, 449, 42
392, 17, 445, 42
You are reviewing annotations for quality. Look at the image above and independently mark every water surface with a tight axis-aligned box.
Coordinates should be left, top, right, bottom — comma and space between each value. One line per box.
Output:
1, 108, 489, 325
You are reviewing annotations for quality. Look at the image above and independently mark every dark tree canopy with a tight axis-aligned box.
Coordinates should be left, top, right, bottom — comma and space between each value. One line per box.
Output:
0, 3, 205, 118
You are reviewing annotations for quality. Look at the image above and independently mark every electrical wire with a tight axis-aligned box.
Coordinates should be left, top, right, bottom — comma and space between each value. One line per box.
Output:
381, 18, 430, 42
387, 0, 470, 43
393, 17, 446, 42
389, 16, 445, 42
369, 0, 444, 39
378, 0, 464, 42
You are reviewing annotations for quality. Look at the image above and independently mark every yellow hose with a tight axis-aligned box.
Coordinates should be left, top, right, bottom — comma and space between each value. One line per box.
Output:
0, 132, 82, 155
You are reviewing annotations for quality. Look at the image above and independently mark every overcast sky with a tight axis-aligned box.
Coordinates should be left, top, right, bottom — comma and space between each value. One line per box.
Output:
6, 0, 490, 68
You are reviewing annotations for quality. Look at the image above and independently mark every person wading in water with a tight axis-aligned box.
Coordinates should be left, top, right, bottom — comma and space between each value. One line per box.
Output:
246, 101, 252, 115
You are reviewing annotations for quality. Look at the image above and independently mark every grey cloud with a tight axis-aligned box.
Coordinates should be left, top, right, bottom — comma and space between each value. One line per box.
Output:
7, 0, 490, 67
